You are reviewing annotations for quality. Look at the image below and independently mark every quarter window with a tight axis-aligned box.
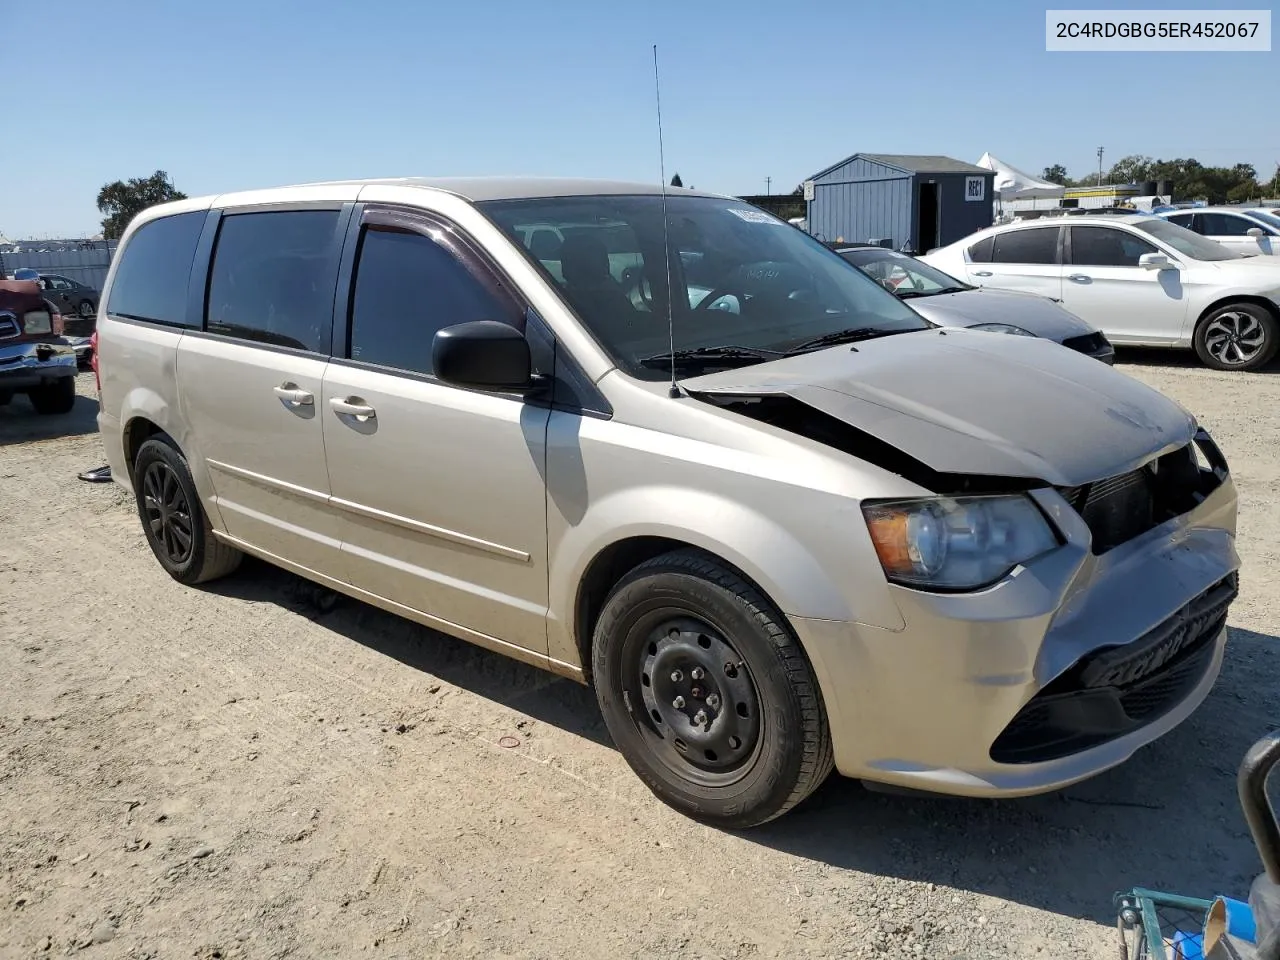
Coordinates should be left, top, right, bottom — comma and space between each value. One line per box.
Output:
990, 228, 1058, 265
206, 210, 342, 353
1069, 226, 1157, 267
105, 211, 206, 327
1198, 213, 1258, 237
347, 224, 519, 376
967, 235, 994, 263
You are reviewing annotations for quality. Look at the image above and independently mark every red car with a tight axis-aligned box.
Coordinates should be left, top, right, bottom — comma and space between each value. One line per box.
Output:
0, 278, 78, 415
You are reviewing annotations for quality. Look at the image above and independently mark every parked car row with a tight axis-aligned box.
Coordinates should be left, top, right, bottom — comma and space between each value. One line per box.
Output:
91, 177, 1239, 828
921, 214, 1280, 370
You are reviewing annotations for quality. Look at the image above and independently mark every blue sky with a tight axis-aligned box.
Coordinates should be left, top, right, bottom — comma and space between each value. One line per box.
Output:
6, 0, 1277, 237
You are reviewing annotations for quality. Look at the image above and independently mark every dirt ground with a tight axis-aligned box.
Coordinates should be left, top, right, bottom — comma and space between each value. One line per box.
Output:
2, 354, 1278, 960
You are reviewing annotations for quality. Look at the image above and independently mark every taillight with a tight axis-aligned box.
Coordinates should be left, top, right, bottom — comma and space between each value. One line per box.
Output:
91, 330, 100, 392
52, 312, 65, 336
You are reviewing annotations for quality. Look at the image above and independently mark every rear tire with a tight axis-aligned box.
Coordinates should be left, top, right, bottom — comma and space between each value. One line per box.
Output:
591, 549, 833, 829
1193, 302, 1279, 371
28, 377, 76, 415
133, 436, 242, 585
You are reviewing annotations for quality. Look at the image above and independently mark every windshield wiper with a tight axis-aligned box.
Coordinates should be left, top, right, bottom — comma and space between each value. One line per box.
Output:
898, 285, 971, 299
783, 326, 913, 354
638, 345, 785, 371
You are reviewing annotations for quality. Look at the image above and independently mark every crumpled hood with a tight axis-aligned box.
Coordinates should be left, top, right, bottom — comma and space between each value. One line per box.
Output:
907, 287, 1097, 340
681, 327, 1196, 487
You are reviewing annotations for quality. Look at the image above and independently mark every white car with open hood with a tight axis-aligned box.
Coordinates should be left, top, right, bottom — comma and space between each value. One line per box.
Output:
921, 214, 1280, 371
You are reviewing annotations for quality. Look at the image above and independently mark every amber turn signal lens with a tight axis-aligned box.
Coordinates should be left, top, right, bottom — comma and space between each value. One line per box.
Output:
865, 508, 913, 576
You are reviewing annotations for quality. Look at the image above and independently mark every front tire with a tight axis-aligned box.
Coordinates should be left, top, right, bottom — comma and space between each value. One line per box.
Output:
78, 299, 96, 320
28, 377, 76, 415
592, 549, 833, 828
133, 436, 243, 585
1194, 302, 1279, 371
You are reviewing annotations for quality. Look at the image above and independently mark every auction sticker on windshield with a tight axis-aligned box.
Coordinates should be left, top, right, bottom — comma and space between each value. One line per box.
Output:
728, 208, 783, 224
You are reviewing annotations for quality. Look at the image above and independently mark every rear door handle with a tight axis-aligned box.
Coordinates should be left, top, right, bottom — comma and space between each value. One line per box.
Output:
973, 270, 993, 277
272, 384, 314, 406
330, 396, 377, 420
1068, 274, 1091, 283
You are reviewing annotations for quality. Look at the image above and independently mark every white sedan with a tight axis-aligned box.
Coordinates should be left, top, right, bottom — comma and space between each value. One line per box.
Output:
1158, 206, 1280, 257
920, 214, 1280, 370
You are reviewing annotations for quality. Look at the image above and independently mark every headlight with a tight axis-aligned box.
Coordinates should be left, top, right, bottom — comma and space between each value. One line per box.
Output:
969, 322, 1037, 337
862, 495, 1059, 590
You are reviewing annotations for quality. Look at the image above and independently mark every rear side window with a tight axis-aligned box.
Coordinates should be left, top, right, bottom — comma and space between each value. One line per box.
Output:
967, 235, 994, 262
1070, 226, 1157, 267
206, 210, 342, 353
991, 227, 1059, 265
106, 211, 205, 326
1198, 213, 1256, 237
347, 224, 519, 376
1166, 213, 1195, 230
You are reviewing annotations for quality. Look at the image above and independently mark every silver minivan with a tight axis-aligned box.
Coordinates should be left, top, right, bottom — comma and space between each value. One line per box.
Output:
96, 178, 1240, 827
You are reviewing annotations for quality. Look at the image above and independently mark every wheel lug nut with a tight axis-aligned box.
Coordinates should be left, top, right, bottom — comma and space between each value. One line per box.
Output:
706, 693, 721, 709
670, 669, 683, 683
693, 710, 708, 726
672, 696, 686, 709
691, 667, 705, 680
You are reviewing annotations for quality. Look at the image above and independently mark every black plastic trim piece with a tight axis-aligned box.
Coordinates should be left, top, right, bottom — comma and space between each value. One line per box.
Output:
186, 209, 222, 331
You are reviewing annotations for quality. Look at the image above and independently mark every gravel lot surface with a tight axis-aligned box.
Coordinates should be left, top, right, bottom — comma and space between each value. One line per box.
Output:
2, 355, 1277, 960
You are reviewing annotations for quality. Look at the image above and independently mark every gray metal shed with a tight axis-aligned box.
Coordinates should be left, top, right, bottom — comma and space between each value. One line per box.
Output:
803, 154, 995, 253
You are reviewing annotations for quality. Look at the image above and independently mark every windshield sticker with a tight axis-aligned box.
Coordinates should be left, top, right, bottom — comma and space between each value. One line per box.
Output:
727, 207, 782, 225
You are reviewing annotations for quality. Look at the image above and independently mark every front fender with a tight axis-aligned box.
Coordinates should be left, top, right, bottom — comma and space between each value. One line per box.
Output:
546, 484, 906, 669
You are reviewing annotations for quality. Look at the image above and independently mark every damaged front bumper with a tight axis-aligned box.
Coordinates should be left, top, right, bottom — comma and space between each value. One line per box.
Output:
795, 438, 1240, 798
0, 340, 78, 392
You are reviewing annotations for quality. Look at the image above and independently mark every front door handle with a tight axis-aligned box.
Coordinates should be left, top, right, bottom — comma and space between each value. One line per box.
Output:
973, 270, 993, 277
1068, 274, 1091, 283
330, 396, 377, 420
273, 384, 314, 406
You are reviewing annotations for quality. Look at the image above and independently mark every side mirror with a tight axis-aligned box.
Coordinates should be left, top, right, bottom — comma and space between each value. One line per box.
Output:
432, 320, 532, 391
1247, 227, 1266, 239
1139, 253, 1175, 271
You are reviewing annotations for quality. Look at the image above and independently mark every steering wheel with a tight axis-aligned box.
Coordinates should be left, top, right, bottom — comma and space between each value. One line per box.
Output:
620, 264, 657, 310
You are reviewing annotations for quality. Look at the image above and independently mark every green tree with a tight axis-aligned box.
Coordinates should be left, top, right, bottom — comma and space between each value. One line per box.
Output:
1107, 155, 1154, 185
670, 173, 683, 188
96, 170, 187, 240
1041, 164, 1069, 185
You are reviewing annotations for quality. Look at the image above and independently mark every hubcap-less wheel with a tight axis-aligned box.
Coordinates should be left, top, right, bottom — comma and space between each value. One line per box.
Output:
1204, 310, 1266, 366
626, 614, 762, 786
142, 461, 194, 565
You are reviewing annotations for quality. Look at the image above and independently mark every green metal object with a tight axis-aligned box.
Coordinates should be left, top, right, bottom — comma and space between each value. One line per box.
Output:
1115, 887, 1214, 959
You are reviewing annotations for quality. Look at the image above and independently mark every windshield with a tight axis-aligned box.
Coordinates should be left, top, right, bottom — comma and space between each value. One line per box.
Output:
837, 248, 969, 296
1133, 217, 1243, 261
478, 195, 930, 380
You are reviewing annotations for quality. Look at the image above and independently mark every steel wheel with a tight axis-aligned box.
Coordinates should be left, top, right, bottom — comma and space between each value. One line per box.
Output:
622, 611, 763, 786
1203, 309, 1266, 367
141, 460, 194, 566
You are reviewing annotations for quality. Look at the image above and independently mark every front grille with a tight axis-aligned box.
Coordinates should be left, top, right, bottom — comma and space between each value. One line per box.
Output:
990, 572, 1237, 764
1057, 436, 1227, 555
1060, 469, 1154, 553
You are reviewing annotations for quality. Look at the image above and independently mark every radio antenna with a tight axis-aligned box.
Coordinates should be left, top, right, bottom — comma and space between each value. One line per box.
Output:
652, 44, 679, 399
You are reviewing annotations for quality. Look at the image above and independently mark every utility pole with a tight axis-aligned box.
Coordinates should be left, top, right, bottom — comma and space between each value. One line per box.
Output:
765, 176, 771, 196
1097, 146, 1104, 186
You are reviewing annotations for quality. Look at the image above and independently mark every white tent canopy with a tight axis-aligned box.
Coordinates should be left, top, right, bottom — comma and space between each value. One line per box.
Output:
975, 152, 1066, 201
